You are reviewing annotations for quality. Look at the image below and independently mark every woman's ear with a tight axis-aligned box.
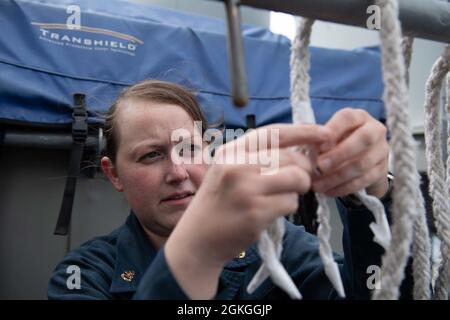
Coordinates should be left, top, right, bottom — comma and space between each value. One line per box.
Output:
101, 156, 124, 192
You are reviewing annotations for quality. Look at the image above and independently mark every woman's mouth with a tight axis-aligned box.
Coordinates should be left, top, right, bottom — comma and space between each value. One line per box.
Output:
161, 191, 195, 206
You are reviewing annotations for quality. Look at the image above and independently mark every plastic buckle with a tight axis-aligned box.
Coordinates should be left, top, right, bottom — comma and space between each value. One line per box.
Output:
72, 93, 87, 143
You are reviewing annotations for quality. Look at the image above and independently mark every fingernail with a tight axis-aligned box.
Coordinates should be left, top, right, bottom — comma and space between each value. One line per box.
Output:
319, 158, 332, 172
313, 167, 322, 177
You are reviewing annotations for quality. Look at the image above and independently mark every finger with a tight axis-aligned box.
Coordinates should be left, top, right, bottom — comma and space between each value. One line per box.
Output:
313, 141, 389, 193
256, 165, 311, 195
270, 124, 332, 149
322, 160, 388, 198
277, 148, 313, 174
255, 148, 313, 176
317, 120, 387, 174
226, 123, 332, 152
320, 108, 368, 152
255, 192, 299, 223
211, 146, 313, 173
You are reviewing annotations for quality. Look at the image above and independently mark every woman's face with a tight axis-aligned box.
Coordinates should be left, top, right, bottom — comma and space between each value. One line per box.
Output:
102, 99, 208, 242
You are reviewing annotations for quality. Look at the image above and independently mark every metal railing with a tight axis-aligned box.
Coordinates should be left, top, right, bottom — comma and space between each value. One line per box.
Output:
218, 0, 450, 107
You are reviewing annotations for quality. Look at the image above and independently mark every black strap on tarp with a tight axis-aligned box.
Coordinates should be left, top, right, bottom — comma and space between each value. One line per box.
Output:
54, 94, 87, 235
246, 114, 256, 130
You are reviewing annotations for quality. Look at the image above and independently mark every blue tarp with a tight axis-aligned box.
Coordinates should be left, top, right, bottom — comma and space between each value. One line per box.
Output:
0, 0, 385, 129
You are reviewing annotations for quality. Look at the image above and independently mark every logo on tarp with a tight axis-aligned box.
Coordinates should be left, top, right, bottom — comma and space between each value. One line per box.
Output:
31, 5, 144, 57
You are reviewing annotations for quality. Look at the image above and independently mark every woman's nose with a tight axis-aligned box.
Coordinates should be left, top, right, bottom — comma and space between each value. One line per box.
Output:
165, 162, 189, 184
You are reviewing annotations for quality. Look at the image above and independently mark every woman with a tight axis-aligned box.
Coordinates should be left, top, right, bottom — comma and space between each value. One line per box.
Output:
48, 80, 411, 299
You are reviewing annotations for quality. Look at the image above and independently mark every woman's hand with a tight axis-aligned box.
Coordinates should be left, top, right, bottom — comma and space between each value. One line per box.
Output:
312, 108, 390, 199
165, 123, 331, 299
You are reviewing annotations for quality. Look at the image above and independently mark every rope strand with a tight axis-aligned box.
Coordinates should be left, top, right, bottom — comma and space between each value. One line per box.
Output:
424, 46, 450, 300
247, 218, 302, 299
402, 37, 414, 87
290, 17, 346, 298
401, 35, 432, 300
445, 72, 450, 299
372, 0, 423, 300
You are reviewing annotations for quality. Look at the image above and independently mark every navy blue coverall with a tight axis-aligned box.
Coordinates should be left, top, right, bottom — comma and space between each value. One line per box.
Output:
48, 197, 413, 300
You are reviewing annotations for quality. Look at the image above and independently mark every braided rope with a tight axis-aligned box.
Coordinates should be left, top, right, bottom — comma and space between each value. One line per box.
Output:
247, 218, 302, 299
290, 18, 346, 298
372, 0, 423, 299
445, 71, 450, 299
248, 0, 437, 300
355, 190, 391, 250
411, 177, 433, 300
401, 36, 432, 300
424, 46, 450, 300
245, 228, 301, 297
447, 73, 450, 236
402, 37, 414, 86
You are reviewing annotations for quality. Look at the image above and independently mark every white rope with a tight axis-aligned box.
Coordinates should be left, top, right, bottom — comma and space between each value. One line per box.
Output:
372, 0, 423, 300
355, 190, 391, 250
247, 46, 303, 299
445, 71, 450, 299
411, 174, 433, 300
289, 18, 346, 298
247, 218, 302, 299
423, 46, 450, 300
402, 36, 433, 300
447, 73, 450, 238
248, 0, 436, 300
290, 14, 405, 297
402, 36, 414, 86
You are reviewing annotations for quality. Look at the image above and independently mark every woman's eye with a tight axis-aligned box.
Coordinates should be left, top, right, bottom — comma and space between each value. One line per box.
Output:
141, 151, 161, 161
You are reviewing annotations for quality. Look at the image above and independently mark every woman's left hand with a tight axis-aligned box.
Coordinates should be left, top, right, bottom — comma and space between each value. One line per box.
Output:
312, 108, 390, 199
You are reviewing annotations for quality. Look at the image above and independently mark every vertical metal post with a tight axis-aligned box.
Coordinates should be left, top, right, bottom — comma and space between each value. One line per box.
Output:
224, 0, 249, 107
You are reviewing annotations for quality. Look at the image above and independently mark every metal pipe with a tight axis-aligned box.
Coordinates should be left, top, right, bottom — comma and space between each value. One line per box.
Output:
2, 131, 99, 151
224, 0, 249, 107
237, 0, 450, 44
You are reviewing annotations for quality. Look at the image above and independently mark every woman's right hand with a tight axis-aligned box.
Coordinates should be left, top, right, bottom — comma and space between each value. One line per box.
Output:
165, 124, 331, 299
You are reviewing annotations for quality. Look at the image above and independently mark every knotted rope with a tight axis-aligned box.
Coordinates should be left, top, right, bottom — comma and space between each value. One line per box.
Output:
446, 72, 450, 299
423, 46, 450, 300
290, 15, 398, 298
289, 17, 346, 298
247, 217, 302, 299
372, 0, 424, 300
401, 36, 432, 300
